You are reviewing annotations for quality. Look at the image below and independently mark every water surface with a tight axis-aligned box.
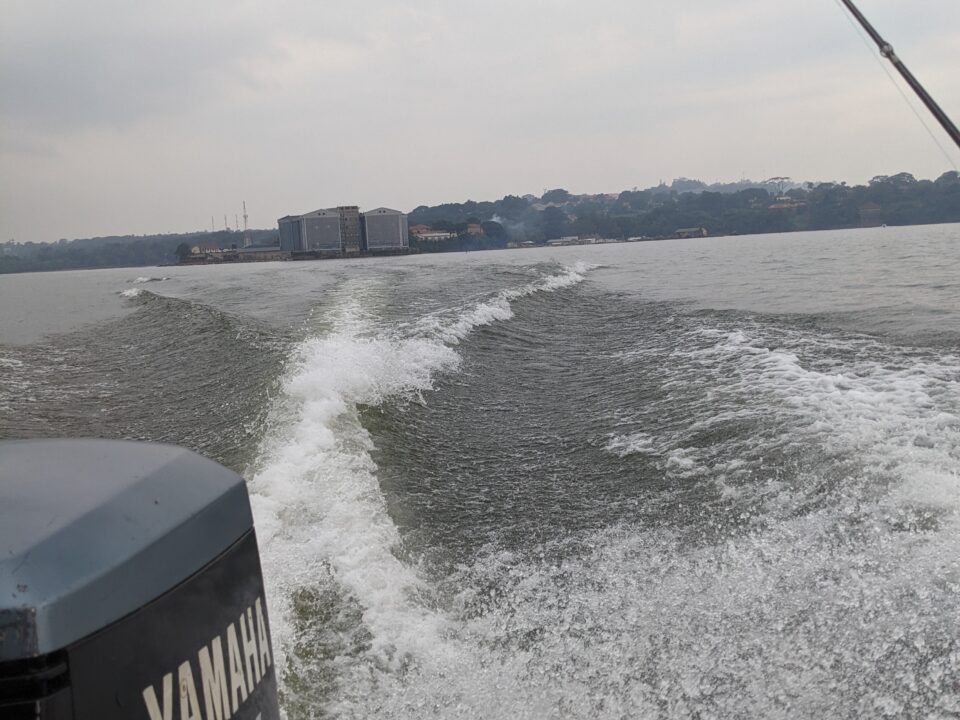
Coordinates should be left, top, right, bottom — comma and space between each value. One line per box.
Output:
2, 224, 959, 718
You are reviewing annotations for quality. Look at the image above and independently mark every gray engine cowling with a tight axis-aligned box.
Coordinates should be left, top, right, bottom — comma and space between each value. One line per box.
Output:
0, 439, 280, 720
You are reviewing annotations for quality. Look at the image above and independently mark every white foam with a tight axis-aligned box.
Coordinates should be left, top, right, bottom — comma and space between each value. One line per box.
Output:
247, 264, 595, 709
242, 262, 960, 716
130, 276, 169, 283
605, 431, 655, 457
656, 328, 960, 537
665, 447, 698, 471
439, 294, 515, 342
250, 302, 457, 666
607, 323, 960, 502
427, 262, 594, 344
119, 288, 143, 298
413, 513, 960, 719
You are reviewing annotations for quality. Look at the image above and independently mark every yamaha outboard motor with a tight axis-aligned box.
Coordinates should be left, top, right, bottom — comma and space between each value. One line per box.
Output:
0, 439, 280, 720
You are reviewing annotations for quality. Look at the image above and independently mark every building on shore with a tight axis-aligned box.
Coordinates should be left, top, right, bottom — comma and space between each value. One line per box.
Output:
338, 206, 363, 254
362, 208, 409, 251
410, 224, 457, 242
414, 231, 458, 242
278, 205, 404, 254
278, 215, 304, 252
302, 209, 343, 252
768, 196, 807, 211
191, 242, 219, 254
180, 246, 291, 264
278, 207, 360, 254
236, 247, 290, 262
675, 227, 708, 239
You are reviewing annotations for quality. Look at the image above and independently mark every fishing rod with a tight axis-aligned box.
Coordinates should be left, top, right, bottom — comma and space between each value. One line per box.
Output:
838, 0, 960, 153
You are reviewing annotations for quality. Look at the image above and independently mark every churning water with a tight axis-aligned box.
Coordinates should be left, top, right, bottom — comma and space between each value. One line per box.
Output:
2, 225, 960, 718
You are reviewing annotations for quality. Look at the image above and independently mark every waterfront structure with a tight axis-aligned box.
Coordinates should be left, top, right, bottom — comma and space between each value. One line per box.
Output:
303, 208, 343, 252
278, 215, 304, 252
675, 227, 708, 239
362, 208, 409, 250
546, 236, 580, 246
410, 224, 456, 242
191, 242, 219, 254
236, 247, 289, 262
413, 231, 457, 242
278, 206, 368, 254
338, 206, 362, 254
180, 246, 291, 264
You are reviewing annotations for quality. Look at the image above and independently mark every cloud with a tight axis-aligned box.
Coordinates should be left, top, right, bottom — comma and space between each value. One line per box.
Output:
1, 0, 958, 242
0, 1, 271, 131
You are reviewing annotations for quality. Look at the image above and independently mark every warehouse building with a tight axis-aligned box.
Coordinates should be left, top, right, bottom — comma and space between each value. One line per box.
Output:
279, 210, 343, 252
278, 205, 407, 255
362, 208, 409, 250
277, 215, 303, 252
302, 208, 343, 252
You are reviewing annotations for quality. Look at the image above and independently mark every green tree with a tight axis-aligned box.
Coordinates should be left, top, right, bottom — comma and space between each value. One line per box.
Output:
541, 206, 568, 240
480, 220, 506, 239
541, 188, 572, 204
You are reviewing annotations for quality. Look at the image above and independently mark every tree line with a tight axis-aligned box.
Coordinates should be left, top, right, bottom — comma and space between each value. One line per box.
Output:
1, 229, 278, 274
3, 173, 958, 272
409, 172, 960, 252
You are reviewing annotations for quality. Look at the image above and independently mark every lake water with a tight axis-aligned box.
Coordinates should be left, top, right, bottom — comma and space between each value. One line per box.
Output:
2, 224, 960, 718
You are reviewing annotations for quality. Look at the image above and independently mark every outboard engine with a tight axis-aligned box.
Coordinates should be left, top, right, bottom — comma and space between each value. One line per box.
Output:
0, 439, 280, 720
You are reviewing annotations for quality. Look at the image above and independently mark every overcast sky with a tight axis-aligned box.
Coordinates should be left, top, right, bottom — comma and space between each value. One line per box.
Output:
1, 0, 958, 242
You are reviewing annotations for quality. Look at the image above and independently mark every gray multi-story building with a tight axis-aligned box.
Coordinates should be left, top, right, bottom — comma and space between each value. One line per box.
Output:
337, 206, 362, 255
278, 205, 408, 255
362, 208, 409, 251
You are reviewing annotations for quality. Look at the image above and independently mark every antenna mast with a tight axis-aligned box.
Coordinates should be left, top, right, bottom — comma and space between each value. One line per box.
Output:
839, 0, 960, 151
243, 201, 251, 248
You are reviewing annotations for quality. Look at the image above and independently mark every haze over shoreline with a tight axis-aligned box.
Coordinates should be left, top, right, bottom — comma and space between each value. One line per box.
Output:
2, 169, 958, 275
5, 170, 958, 245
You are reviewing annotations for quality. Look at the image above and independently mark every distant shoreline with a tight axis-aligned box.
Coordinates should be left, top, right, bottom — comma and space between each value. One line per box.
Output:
3, 221, 958, 275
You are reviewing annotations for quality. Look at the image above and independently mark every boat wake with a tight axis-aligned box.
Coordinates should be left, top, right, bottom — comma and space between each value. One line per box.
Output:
246, 262, 960, 718
246, 263, 593, 715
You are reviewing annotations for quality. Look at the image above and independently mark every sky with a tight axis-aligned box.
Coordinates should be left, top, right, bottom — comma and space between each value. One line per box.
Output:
1, 0, 958, 243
